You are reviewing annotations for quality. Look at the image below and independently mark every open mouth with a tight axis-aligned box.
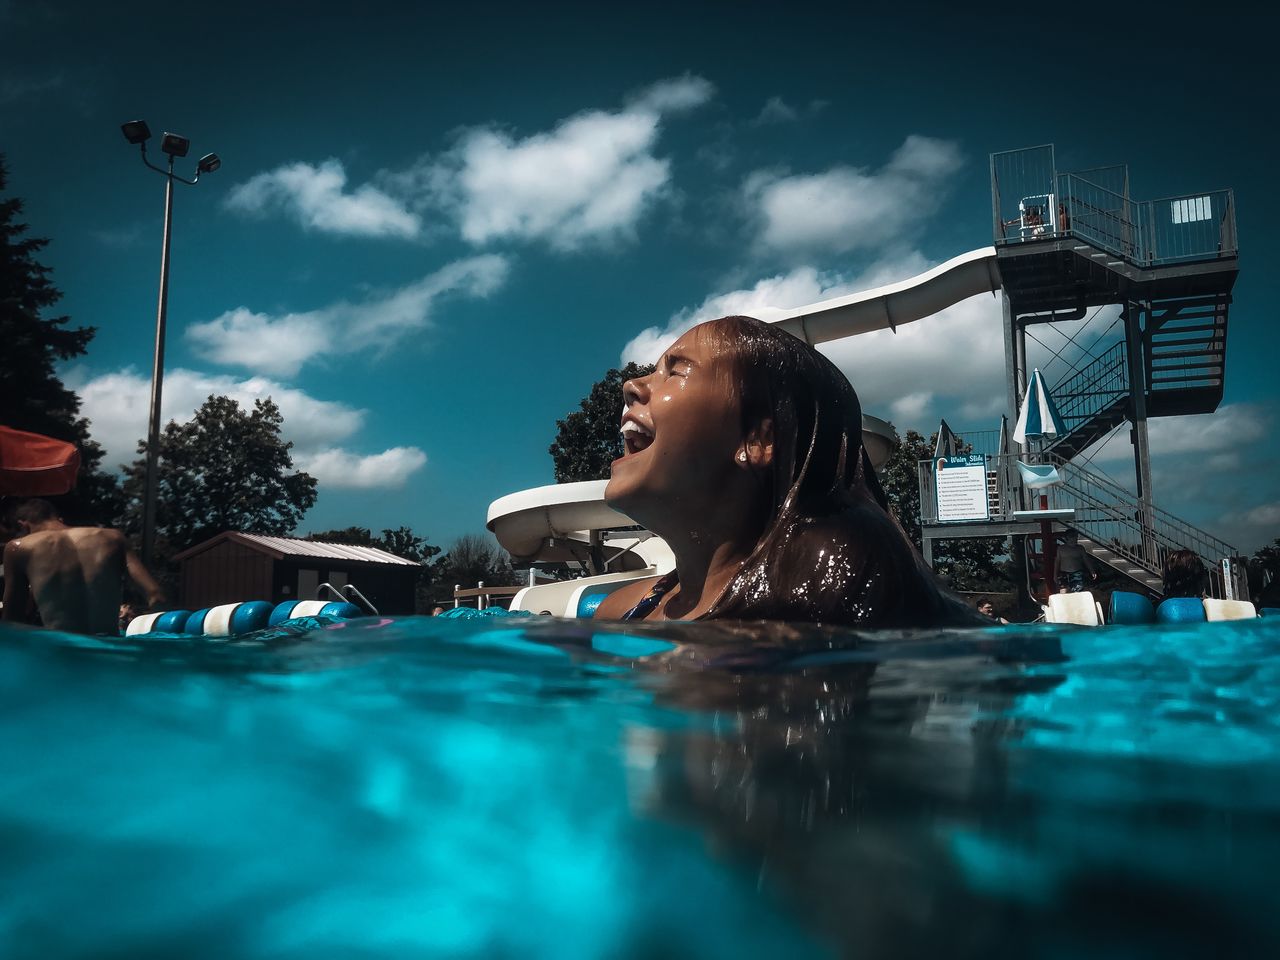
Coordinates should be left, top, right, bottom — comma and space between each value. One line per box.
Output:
620, 420, 654, 455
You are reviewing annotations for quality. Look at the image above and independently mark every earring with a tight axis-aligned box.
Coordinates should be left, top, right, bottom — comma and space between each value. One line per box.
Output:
737, 450, 747, 463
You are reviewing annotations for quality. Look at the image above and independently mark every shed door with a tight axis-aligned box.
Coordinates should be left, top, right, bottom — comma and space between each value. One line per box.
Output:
297, 568, 320, 602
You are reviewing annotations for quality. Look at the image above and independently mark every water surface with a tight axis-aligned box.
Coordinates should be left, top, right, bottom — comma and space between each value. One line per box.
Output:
1, 615, 1277, 958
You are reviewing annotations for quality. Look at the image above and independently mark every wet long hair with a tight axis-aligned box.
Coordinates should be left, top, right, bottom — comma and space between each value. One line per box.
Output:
698, 316, 979, 627
1162, 548, 1208, 599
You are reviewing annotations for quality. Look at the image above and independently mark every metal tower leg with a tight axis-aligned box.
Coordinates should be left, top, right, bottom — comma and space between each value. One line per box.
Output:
1124, 301, 1156, 567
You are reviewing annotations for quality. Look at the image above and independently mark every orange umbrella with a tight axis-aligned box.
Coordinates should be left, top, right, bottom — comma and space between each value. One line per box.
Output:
0, 425, 81, 496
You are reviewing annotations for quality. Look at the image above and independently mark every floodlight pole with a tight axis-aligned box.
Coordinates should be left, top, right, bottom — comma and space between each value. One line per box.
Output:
125, 127, 217, 568
140, 155, 176, 568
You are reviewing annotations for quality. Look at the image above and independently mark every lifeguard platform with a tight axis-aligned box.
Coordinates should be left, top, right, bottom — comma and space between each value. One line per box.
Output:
919, 144, 1241, 598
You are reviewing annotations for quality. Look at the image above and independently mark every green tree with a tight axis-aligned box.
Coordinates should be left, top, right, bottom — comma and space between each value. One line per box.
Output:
879, 428, 1012, 592
308, 526, 378, 546
549, 362, 654, 482
123, 395, 318, 558
435, 533, 512, 589
0, 155, 122, 523
1253, 538, 1280, 577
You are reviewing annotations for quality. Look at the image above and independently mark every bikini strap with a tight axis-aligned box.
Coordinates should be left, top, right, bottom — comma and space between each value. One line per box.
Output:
620, 572, 679, 621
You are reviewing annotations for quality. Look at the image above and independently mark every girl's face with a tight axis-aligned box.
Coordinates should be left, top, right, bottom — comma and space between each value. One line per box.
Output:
604, 324, 745, 525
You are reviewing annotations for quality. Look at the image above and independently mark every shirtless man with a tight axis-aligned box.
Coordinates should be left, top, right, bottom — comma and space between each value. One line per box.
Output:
1053, 530, 1098, 593
2, 499, 164, 634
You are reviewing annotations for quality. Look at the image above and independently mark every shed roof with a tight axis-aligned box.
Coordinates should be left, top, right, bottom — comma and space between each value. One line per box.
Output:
172, 531, 421, 566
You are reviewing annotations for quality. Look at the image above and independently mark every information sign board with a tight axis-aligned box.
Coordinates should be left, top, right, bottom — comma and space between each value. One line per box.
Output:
935, 454, 989, 522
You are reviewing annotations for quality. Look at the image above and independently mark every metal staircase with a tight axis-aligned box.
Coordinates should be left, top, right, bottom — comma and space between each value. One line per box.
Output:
1046, 341, 1130, 460
1043, 287, 1229, 461
1146, 293, 1229, 416
1038, 452, 1237, 597
915, 144, 1244, 601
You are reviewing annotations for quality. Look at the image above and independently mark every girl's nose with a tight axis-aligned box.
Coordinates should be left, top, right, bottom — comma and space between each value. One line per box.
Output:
622, 373, 650, 408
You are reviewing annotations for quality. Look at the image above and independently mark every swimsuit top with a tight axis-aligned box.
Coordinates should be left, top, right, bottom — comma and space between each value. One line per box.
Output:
620, 572, 679, 621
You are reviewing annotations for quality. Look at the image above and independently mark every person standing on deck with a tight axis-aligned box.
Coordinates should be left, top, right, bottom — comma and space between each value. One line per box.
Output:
1054, 530, 1098, 593
2, 498, 165, 635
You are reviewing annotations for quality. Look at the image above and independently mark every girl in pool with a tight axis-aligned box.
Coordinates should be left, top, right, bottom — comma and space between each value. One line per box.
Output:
595, 315, 982, 626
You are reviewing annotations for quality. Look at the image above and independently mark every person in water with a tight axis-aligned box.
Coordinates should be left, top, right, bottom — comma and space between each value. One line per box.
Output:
2, 498, 165, 635
594, 315, 983, 627
1162, 548, 1208, 599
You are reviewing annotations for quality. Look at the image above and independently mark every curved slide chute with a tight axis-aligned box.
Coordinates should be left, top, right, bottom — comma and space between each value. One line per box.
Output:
768, 247, 1000, 345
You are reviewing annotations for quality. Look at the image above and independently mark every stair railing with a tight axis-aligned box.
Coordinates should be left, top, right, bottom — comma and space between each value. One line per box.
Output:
1047, 341, 1129, 452
919, 452, 1239, 595
1028, 452, 1236, 594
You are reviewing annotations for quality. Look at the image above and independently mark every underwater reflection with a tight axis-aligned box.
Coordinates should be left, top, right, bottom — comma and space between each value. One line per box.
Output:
612, 622, 1273, 959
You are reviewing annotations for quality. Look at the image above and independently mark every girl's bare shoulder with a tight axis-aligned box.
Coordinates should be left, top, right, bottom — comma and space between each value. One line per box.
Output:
592, 576, 661, 620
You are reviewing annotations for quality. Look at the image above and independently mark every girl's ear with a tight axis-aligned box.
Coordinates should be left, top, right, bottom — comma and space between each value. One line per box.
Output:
743, 418, 774, 468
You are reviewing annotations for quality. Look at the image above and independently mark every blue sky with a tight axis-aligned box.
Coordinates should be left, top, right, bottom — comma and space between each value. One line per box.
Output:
3, 0, 1276, 552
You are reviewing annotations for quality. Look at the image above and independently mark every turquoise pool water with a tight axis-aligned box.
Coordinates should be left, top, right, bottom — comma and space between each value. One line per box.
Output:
1, 614, 1278, 958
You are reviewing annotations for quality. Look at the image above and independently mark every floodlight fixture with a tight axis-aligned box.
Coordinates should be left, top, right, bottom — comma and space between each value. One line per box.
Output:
121, 119, 152, 145
120, 118, 221, 566
160, 132, 190, 158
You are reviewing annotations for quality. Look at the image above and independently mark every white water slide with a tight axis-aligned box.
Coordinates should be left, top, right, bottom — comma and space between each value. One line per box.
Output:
768, 246, 1000, 345
489, 248, 1003, 575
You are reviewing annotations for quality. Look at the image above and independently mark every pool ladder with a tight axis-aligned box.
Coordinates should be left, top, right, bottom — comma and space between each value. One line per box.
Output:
316, 582, 380, 615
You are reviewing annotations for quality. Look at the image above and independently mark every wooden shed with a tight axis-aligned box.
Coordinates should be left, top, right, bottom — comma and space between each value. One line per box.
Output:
172, 532, 421, 614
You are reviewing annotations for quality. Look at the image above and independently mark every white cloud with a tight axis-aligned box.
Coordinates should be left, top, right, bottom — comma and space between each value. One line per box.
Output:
1238, 502, 1280, 527
447, 114, 668, 248
625, 73, 715, 113
889, 392, 933, 422
1215, 499, 1280, 555
293, 447, 428, 490
225, 159, 421, 239
185, 255, 509, 377
752, 96, 799, 124
69, 367, 362, 469
742, 136, 963, 255
0, 71, 64, 104
1086, 404, 1269, 461
68, 367, 427, 490
819, 287, 1004, 430
225, 75, 712, 251
390, 75, 714, 251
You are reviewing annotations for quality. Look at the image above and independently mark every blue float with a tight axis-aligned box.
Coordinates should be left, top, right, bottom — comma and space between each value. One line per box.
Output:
154, 609, 193, 633
184, 608, 212, 634
230, 600, 274, 634
268, 601, 301, 626
1156, 597, 1206, 624
319, 601, 363, 619
1110, 591, 1155, 625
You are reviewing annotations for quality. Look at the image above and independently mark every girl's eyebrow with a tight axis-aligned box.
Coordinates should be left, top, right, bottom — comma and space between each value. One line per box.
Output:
663, 352, 698, 368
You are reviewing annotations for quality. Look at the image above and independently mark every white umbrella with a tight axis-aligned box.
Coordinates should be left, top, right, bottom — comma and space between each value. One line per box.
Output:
1012, 367, 1067, 444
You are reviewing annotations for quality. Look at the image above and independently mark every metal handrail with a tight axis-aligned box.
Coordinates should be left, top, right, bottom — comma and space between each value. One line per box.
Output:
1040, 453, 1235, 596
992, 153, 1237, 269
1050, 341, 1128, 426
916, 451, 1238, 596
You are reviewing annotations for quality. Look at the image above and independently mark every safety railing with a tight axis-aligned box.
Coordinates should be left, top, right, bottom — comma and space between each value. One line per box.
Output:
991, 144, 1056, 240
1143, 189, 1237, 265
917, 451, 1237, 595
991, 146, 1238, 269
933, 428, 1005, 459
1055, 173, 1134, 258
1047, 341, 1129, 446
